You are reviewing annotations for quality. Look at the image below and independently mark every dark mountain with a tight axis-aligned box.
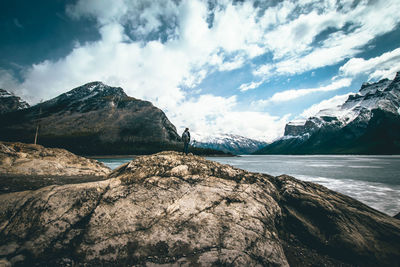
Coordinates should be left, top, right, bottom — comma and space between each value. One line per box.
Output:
0, 88, 29, 114
255, 72, 400, 154
0, 82, 185, 155
192, 133, 268, 154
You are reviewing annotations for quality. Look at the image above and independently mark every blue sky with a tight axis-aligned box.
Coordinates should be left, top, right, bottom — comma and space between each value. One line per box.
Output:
1, 0, 400, 141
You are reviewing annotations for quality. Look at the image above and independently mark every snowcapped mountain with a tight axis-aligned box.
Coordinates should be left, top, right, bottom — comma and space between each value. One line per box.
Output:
191, 133, 268, 154
0, 89, 29, 114
256, 72, 400, 154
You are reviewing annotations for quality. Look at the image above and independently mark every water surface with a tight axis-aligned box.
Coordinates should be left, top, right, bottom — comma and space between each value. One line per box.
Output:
96, 155, 400, 216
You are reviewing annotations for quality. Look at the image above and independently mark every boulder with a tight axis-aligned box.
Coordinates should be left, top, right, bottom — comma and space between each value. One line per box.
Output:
0, 152, 399, 266
0, 141, 111, 193
0, 142, 110, 177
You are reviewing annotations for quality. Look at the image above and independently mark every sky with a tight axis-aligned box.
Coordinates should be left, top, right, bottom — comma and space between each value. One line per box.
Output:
1, 0, 400, 142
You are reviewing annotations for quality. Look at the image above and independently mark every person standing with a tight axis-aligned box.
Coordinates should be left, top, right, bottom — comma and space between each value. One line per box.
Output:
182, 128, 190, 155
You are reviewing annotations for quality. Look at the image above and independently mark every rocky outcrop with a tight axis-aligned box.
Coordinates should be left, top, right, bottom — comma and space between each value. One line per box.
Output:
0, 152, 399, 266
0, 82, 181, 155
395, 212, 400, 220
0, 141, 111, 193
0, 141, 110, 177
0, 89, 29, 114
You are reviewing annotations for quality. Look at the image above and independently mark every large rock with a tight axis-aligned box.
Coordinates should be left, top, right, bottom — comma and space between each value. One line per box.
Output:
0, 142, 111, 193
0, 152, 399, 266
0, 142, 110, 176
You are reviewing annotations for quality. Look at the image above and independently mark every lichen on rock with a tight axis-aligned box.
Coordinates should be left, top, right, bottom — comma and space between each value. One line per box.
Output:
0, 141, 110, 177
0, 151, 399, 266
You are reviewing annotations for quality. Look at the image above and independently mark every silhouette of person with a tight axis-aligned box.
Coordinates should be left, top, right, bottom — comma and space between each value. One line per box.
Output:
182, 128, 190, 155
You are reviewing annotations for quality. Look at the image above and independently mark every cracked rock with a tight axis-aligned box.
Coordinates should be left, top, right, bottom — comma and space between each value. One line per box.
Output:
0, 151, 399, 266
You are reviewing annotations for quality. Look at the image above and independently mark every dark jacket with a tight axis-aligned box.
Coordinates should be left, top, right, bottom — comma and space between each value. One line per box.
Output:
182, 130, 190, 143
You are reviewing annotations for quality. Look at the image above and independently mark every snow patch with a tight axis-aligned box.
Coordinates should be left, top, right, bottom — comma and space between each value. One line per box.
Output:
287, 120, 306, 126
0, 90, 13, 98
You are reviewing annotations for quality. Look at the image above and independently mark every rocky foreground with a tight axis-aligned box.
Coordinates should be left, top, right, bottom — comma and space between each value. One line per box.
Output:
0, 142, 110, 176
0, 152, 399, 266
0, 142, 111, 193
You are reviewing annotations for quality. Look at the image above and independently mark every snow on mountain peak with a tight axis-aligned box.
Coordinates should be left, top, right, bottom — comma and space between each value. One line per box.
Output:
287, 120, 307, 126
191, 132, 268, 154
284, 73, 400, 138
0, 89, 30, 113
0, 89, 13, 98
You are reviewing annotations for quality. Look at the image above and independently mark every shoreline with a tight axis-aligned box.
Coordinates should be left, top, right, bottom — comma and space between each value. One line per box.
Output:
86, 153, 238, 159
0, 174, 108, 194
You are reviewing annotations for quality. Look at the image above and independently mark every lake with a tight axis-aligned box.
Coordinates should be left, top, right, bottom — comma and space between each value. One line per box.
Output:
96, 155, 400, 216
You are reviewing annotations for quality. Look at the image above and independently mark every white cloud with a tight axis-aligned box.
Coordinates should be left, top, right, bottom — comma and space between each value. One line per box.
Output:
300, 93, 353, 118
254, 0, 400, 78
4, 0, 400, 141
339, 47, 400, 81
170, 94, 289, 142
255, 78, 352, 106
0, 69, 19, 93
239, 81, 263, 92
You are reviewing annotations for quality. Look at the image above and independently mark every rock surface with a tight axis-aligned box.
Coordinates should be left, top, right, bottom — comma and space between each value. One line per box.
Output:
0, 152, 399, 266
0, 141, 110, 177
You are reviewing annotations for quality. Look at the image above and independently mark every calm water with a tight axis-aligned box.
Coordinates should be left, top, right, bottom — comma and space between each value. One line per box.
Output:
96, 155, 400, 216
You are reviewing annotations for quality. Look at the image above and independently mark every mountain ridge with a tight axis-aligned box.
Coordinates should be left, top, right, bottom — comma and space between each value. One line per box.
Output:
0, 82, 182, 155
255, 72, 400, 154
192, 133, 268, 154
0, 88, 30, 114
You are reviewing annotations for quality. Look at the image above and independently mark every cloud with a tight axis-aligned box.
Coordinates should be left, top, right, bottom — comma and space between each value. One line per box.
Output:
13, 18, 23, 29
169, 94, 289, 142
15, 0, 275, 104
4, 0, 400, 141
239, 81, 263, 92
254, 0, 400, 78
0, 69, 19, 92
254, 78, 352, 106
339, 47, 400, 81
300, 93, 354, 118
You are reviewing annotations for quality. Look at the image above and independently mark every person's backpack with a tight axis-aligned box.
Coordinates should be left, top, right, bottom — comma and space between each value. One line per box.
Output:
182, 131, 189, 142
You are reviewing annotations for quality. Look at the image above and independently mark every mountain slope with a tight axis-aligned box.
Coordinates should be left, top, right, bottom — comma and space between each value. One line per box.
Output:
192, 133, 267, 154
256, 72, 400, 154
0, 82, 182, 155
0, 89, 29, 114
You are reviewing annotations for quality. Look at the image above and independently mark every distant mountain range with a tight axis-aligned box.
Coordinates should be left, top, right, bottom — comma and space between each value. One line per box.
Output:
2, 72, 400, 156
192, 133, 267, 154
0, 89, 29, 114
256, 72, 400, 154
